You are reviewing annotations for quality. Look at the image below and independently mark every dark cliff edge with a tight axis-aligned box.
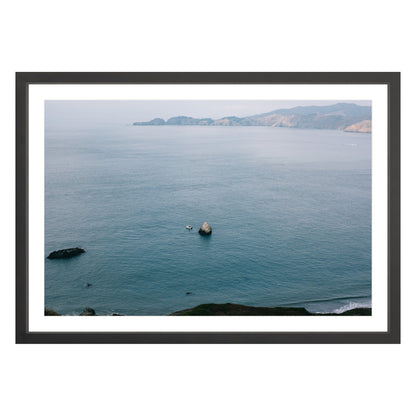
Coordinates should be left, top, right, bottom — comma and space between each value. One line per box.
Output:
44, 308, 61, 316
44, 303, 371, 316
169, 303, 372, 316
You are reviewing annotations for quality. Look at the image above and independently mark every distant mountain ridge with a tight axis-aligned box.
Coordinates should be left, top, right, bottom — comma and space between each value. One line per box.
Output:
133, 103, 372, 132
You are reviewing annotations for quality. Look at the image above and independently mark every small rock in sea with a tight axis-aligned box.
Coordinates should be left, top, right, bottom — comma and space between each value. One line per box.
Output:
80, 307, 96, 316
198, 222, 212, 236
47, 247, 86, 259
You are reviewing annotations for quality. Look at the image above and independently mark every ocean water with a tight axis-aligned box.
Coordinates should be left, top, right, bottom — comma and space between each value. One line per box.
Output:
45, 125, 371, 315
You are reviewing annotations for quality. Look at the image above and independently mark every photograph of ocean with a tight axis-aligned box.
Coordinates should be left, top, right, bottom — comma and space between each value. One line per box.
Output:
45, 101, 372, 316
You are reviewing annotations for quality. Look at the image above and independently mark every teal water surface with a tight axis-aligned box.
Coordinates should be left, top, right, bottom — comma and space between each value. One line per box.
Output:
45, 125, 371, 315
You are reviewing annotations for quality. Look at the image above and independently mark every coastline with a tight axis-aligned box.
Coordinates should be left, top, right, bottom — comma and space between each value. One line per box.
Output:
45, 303, 372, 317
169, 303, 372, 316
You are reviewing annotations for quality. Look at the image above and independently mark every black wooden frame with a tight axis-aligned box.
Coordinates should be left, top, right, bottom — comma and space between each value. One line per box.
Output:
16, 72, 400, 343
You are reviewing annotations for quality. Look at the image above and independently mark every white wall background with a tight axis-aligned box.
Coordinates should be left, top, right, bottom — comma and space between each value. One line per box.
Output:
1, 1, 414, 415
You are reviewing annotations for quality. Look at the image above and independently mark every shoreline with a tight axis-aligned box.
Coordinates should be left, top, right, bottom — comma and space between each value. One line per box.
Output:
45, 303, 372, 317
169, 303, 372, 316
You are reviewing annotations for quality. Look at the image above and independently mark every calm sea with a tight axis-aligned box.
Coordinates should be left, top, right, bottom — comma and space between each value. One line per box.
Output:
45, 125, 371, 315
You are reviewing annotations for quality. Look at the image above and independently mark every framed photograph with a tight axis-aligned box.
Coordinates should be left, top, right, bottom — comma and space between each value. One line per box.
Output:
16, 72, 400, 343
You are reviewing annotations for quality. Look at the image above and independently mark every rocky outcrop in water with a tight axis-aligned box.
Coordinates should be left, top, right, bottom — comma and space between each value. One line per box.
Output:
44, 307, 124, 316
47, 247, 85, 259
198, 222, 212, 235
80, 307, 96, 316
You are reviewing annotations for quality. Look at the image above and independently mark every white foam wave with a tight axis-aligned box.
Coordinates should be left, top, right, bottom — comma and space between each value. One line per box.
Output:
333, 300, 372, 314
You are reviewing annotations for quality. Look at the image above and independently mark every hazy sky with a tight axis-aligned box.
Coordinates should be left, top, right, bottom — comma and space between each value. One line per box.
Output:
45, 100, 372, 128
